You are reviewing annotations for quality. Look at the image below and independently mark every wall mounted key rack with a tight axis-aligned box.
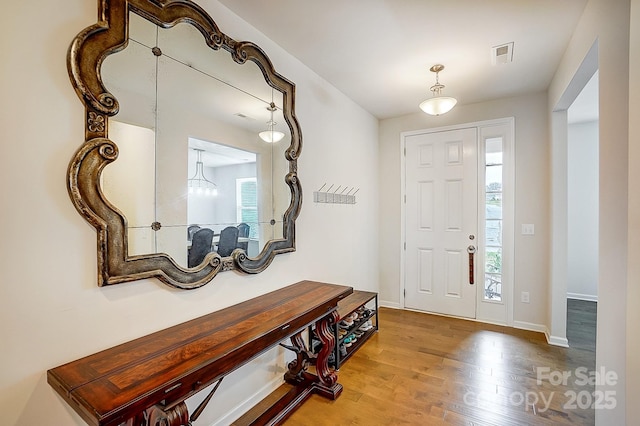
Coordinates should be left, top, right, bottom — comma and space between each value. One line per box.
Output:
313, 184, 359, 204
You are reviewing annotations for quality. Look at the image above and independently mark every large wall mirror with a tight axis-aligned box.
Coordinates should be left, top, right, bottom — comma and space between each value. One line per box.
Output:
67, 0, 302, 289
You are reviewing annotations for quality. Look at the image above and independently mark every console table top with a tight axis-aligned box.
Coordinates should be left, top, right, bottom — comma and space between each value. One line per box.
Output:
47, 280, 353, 426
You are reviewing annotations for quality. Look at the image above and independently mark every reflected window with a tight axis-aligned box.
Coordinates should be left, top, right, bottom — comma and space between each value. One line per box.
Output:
236, 177, 259, 239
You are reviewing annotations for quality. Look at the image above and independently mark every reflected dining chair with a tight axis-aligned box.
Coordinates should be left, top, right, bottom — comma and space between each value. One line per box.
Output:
237, 222, 250, 251
187, 224, 201, 242
216, 226, 239, 257
187, 228, 214, 268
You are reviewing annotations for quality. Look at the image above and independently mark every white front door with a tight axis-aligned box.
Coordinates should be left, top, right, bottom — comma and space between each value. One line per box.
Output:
404, 128, 478, 318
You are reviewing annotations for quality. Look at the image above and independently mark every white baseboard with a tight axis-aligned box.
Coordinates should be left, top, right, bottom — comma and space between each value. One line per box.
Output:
567, 292, 598, 302
379, 300, 402, 309
513, 320, 547, 334
211, 376, 284, 426
512, 320, 570, 347
545, 332, 570, 347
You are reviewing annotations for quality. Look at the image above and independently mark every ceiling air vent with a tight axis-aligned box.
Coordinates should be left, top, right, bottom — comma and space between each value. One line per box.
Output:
234, 112, 257, 121
491, 42, 514, 65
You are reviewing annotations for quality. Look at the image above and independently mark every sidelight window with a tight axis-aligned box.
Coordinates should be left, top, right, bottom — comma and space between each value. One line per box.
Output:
484, 137, 503, 301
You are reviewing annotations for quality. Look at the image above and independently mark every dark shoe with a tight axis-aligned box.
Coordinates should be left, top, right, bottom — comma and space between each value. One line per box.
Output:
340, 344, 347, 357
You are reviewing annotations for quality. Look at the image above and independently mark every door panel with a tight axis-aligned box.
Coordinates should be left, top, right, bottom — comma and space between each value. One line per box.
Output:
445, 249, 463, 297
405, 128, 478, 318
418, 249, 434, 293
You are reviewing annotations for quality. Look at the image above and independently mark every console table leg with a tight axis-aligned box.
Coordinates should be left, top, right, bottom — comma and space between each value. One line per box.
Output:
145, 402, 189, 426
284, 331, 312, 383
124, 411, 148, 426
313, 310, 342, 400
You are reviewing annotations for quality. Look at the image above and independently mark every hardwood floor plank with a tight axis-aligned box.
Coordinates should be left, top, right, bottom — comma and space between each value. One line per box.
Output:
283, 307, 595, 425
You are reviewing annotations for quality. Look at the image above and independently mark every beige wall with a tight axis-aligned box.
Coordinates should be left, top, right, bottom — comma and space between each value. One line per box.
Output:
0, 1, 379, 425
627, 0, 640, 420
548, 0, 631, 422
379, 92, 550, 328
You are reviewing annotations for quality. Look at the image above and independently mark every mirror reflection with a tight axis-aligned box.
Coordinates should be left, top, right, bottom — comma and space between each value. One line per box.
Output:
100, 12, 292, 269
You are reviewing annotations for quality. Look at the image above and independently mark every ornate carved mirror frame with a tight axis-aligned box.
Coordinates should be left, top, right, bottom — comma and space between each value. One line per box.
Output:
67, 0, 302, 289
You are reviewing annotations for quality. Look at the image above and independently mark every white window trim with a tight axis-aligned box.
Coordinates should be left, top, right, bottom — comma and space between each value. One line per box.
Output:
476, 121, 515, 326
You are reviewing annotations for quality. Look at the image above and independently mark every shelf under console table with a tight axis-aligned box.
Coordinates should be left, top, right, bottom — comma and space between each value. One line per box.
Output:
334, 290, 378, 369
47, 280, 353, 426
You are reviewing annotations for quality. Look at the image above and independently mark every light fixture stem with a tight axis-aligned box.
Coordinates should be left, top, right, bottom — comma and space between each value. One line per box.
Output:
188, 149, 218, 194
259, 100, 285, 143
420, 64, 457, 115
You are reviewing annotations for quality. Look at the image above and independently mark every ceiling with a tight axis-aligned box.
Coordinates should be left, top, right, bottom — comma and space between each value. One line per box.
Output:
216, 0, 590, 120
190, 138, 257, 168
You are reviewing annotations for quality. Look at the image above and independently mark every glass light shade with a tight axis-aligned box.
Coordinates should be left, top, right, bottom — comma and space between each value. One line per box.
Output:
259, 129, 285, 143
419, 96, 458, 116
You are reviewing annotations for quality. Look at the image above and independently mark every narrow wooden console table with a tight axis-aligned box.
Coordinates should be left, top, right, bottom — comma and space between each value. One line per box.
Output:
47, 280, 353, 426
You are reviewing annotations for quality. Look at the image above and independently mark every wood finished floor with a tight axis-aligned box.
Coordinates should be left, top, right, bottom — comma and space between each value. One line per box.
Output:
283, 306, 596, 426
566, 299, 596, 353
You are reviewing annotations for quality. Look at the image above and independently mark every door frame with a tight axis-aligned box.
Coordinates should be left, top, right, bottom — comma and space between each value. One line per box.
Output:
400, 117, 515, 326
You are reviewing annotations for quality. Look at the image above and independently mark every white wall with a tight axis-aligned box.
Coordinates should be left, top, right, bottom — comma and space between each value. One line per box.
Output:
0, 1, 379, 425
548, 0, 630, 422
567, 120, 599, 300
379, 92, 550, 328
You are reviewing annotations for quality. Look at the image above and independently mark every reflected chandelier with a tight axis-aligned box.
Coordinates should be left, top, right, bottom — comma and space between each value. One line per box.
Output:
258, 102, 285, 143
419, 64, 457, 116
188, 149, 218, 196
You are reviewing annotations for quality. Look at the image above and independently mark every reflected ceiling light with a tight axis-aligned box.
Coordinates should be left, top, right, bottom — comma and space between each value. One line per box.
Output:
419, 64, 457, 116
188, 149, 218, 196
258, 102, 285, 143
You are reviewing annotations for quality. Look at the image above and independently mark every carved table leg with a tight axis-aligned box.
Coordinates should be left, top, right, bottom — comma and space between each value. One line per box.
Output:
123, 411, 148, 426
313, 310, 342, 399
284, 331, 313, 383
145, 402, 190, 426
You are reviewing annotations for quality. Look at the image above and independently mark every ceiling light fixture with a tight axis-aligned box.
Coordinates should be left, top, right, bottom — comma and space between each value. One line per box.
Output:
258, 102, 285, 143
188, 149, 218, 196
419, 64, 457, 116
